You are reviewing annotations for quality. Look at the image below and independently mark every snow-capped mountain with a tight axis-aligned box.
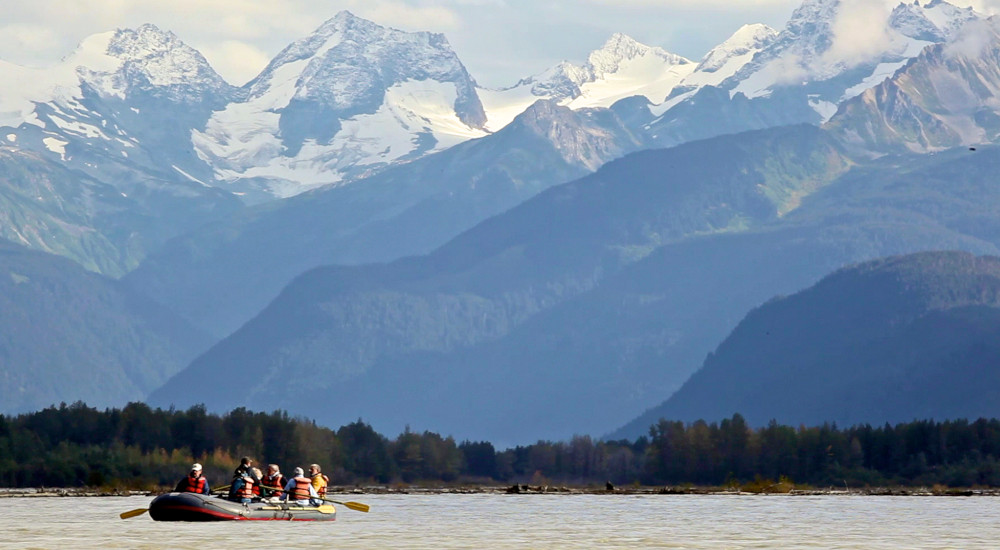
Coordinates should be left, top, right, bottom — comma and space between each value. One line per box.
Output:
890, 0, 981, 42
649, 23, 779, 116
0, 24, 232, 128
726, 0, 981, 119
0, 24, 243, 276
479, 34, 695, 131
3, 0, 996, 281
192, 11, 489, 198
0, 24, 237, 183
827, 15, 1000, 153
640, 0, 984, 150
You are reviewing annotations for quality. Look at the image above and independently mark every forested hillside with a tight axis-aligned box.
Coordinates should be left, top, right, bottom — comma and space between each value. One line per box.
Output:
0, 240, 213, 413
617, 251, 1000, 436
5, 403, 1000, 490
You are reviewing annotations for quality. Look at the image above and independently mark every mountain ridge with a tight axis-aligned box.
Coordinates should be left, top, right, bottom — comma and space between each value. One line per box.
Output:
612, 251, 1000, 436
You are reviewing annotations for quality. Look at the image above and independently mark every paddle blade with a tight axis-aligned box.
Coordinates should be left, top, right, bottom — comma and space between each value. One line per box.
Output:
317, 505, 336, 515
344, 501, 370, 513
120, 508, 148, 519
321, 498, 370, 512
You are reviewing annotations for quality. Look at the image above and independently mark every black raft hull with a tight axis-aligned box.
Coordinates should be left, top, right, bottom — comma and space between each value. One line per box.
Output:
149, 492, 336, 521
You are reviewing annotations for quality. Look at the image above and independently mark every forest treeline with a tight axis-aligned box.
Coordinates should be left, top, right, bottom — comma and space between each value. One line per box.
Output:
4, 402, 1000, 489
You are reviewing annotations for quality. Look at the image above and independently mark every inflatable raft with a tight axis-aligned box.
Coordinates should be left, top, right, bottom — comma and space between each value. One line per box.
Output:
148, 492, 336, 521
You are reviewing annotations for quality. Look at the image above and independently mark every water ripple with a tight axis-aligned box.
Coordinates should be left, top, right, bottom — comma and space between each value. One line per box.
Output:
3, 493, 999, 549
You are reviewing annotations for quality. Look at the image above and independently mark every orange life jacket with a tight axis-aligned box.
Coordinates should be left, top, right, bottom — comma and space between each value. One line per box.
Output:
182, 474, 206, 493
238, 477, 254, 499
263, 473, 285, 497
291, 476, 312, 501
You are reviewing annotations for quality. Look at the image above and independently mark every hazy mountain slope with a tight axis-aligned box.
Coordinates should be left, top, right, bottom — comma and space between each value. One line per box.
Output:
125, 100, 645, 337
0, 145, 241, 277
152, 141, 1000, 444
307, 145, 1000, 444
611, 145, 1000, 439
620, 251, 1000, 431
0, 239, 212, 414
146, 125, 851, 431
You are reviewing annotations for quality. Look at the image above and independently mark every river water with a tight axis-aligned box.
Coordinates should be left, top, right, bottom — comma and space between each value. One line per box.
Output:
4, 493, 999, 549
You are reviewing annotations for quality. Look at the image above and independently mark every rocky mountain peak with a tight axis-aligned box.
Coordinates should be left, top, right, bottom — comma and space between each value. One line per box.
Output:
891, 1, 946, 41
244, 11, 484, 128
193, 11, 488, 198
826, 15, 1000, 153
587, 33, 689, 77
722, 0, 987, 102
525, 62, 590, 98
107, 24, 184, 60
523, 35, 690, 101
697, 24, 778, 73
265, 10, 379, 69
784, 0, 840, 39
890, 1, 981, 42
73, 23, 234, 102
507, 99, 640, 170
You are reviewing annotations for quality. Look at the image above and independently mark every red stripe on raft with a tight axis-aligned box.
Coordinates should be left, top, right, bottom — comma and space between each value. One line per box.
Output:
247, 517, 333, 521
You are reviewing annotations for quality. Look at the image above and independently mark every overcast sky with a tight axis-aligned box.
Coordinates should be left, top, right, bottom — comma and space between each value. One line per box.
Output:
2, 0, 998, 88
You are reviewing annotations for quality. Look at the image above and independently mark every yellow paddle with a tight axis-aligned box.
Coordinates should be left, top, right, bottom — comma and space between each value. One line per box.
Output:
120, 508, 148, 519
321, 498, 370, 513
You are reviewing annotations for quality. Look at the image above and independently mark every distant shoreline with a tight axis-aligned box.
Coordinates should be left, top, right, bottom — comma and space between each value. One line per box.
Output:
3, 485, 999, 498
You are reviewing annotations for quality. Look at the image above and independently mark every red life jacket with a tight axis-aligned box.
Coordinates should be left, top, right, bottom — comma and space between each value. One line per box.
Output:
291, 476, 312, 501
263, 473, 285, 497
182, 474, 206, 494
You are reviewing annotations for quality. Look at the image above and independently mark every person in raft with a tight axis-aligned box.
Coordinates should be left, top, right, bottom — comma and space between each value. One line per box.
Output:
229, 456, 261, 503
175, 463, 210, 494
261, 463, 286, 500
233, 469, 257, 504
283, 467, 321, 506
250, 467, 263, 499
309, 463, 329, 497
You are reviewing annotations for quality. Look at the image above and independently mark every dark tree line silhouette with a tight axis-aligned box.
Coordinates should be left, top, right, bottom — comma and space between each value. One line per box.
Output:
3, 402, 1000, 489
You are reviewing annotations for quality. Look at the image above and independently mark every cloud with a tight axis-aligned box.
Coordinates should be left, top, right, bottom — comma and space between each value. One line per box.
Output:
961, 0, 1000, 13
197, 40, 273, 86
760, 53, 810, 87
23, 0, 1000, 90
821, 0, 896, 69
0, 24, 63, 66
944, 17, 1000, 59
